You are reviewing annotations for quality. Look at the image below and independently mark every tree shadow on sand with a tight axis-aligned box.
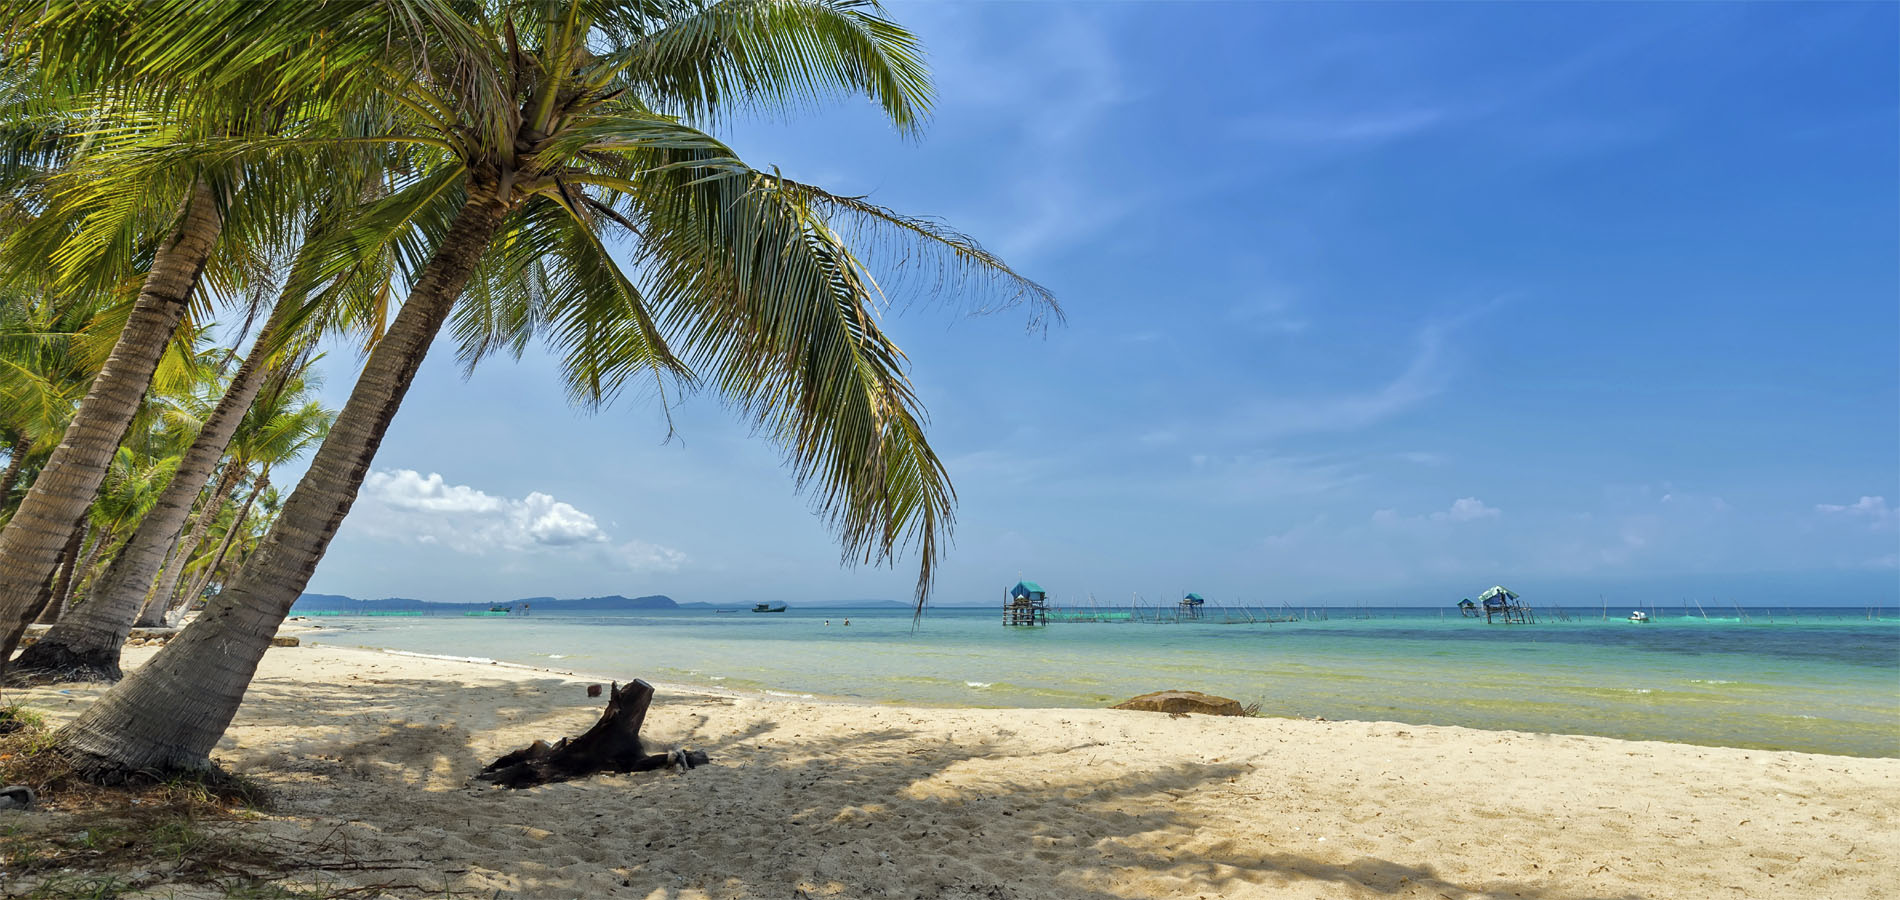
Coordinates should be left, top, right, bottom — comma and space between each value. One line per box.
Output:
158, 674, 1651, 900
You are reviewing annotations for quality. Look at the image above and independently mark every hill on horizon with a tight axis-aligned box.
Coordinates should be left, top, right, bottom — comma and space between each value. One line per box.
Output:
291, 593, 676, 613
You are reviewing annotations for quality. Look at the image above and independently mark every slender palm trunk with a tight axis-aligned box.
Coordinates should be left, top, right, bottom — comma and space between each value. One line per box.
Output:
53, 193, 506, 776
0, 181, 223, 671
32, 522, 88, 626
0, 434, 25, 510
134, 463, 246, 629
65, 525, 112, 605
14, 299, 288, 679
176, 468, 267, 622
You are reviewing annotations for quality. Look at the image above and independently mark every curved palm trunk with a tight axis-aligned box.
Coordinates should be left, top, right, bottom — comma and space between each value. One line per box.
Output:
53, 193, 506, 777
0, 514, 87, 666
134, 463, 246, 629
12, 303, 287, 679
0, 181, 223, 671
175, 468, 267, 623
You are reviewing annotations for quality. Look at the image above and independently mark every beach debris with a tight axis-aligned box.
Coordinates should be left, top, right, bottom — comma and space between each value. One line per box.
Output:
1110, 690, 1246, 717
476, 679, 708, 789
0, 784, 36, 810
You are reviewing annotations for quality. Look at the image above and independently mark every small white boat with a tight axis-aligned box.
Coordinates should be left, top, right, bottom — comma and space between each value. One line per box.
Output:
1628, 610, 1650, 623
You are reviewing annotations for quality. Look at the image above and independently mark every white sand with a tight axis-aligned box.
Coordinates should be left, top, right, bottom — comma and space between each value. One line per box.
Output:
8, 638, 1897, 899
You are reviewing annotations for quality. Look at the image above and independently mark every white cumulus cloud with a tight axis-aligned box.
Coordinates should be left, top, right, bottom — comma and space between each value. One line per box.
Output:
348, 469, 684, 571
1436, 497, 1502, 522
1373, 497, 1502, 527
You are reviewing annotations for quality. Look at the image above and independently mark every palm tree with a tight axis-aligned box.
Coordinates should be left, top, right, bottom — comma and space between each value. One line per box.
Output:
174, 467, 275, 618
48, 0, 1051, 779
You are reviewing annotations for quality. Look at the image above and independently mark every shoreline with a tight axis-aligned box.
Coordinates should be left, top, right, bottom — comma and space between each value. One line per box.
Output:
273, 610, 1900, 759
289, 620, 1900, 759
6, 639, 1896, 898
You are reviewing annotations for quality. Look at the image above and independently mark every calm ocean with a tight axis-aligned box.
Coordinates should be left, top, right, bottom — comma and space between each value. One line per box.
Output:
297, 605, 1900, 758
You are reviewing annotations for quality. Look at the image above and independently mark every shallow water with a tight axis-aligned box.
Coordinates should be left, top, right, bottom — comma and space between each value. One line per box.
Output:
298, 605, 1900, 757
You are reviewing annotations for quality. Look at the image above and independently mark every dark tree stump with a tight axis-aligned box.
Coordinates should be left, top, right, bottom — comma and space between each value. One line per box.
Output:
476, 679, 707, 789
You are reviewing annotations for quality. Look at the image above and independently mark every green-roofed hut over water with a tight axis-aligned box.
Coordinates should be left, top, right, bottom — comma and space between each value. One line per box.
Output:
1003, 581, 1049, 626
1179, 592, 1207, 619
1475, 585, 1535, 624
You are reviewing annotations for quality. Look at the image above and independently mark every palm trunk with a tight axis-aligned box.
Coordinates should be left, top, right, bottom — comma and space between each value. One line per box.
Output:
176, 469, 267, 622
134, 463, 246, 629
53, 192, 506, 776
0, 433, 25, 511
0, 514, 86, 667
11, 299, 289, 680
0, 180, 223, 671
65, 525, 112, 606
33, 522, 88, 626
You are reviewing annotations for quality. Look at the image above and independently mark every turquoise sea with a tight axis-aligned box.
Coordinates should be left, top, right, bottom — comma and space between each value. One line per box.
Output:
299, 605, 1900, 758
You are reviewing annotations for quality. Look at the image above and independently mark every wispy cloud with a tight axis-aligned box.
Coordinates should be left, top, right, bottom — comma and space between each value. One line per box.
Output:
1234, 319, 1453, 440
1372, 497, 1502, 527
928, 11, 1138, 262
1227, 290, 1310, 336
1817, 496, 1895, 530
1234, 107, 1449, 146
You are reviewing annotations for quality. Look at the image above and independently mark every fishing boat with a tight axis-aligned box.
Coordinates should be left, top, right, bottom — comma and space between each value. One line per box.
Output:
464, 604, 512, 617
752, 602, 788, 613
1628, 610, 1650, 623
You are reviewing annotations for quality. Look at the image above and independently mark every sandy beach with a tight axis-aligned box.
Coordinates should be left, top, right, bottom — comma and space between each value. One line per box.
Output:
5, 637, 1896, 900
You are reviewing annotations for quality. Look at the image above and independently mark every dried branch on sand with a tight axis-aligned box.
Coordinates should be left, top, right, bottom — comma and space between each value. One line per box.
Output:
476, 679, 707, 789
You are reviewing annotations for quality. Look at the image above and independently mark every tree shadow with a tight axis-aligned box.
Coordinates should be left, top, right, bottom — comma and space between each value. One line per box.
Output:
91, 672, 1650, 900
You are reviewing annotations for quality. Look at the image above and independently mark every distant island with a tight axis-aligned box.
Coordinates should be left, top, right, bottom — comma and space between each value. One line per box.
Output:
291, 593, 678, 614
677, 599, 917, 609
292, 594, 920, 613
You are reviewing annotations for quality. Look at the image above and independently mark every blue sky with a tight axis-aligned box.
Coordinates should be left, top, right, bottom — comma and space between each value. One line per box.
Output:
304, 2, 1898, 607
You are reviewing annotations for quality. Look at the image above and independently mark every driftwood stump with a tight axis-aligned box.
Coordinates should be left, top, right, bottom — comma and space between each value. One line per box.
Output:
476, 679, 708, 789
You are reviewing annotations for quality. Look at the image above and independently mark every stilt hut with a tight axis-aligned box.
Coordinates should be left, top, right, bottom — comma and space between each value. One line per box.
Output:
1179, 592, 1207, 619
1477, 586, 1534, 624
1003, 581, 1049, 626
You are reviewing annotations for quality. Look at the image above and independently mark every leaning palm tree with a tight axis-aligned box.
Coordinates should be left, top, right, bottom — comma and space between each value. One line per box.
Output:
48, 0, 1051, 778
